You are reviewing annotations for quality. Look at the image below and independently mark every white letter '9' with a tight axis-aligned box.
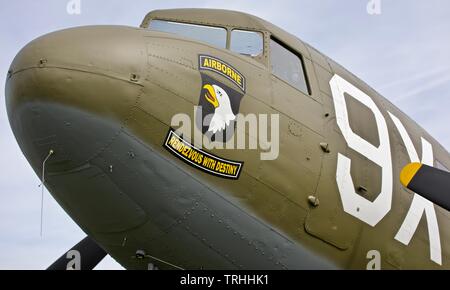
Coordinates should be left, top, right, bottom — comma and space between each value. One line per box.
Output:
330, 75, 393, 227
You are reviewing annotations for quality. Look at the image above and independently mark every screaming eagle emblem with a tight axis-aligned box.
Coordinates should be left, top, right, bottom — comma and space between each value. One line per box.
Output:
197, 57, 245, 142
161, 55, 246, 180
202, 84, 236, 134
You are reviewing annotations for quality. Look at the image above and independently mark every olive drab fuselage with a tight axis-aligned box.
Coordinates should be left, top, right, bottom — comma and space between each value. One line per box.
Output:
5, 9, 450, 269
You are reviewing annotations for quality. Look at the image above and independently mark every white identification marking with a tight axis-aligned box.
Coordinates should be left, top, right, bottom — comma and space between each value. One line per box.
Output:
389, 112, 442, 265
329, 74, 443, 266
330, 74, 393, 227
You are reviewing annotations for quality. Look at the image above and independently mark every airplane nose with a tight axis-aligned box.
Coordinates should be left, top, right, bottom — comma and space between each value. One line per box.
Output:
5, 26, 147, 233
6, 25, 145, 173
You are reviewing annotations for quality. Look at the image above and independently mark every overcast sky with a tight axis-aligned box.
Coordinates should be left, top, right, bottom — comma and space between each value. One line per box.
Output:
1, 0, 449, 270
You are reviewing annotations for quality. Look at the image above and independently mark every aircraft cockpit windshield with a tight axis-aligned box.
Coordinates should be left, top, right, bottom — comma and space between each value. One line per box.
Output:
230, 29, 263, 57
148, 20, 264, 58
149, 20, 227, 48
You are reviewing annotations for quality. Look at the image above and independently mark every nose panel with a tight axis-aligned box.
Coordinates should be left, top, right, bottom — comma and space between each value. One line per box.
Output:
6, 25, 145, 172
9, 25, 145, 79
5, 26, 147, 233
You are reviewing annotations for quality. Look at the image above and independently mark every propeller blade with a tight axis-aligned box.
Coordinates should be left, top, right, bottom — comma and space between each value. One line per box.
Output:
47, 236, 107, 270
400, 162, 450, 211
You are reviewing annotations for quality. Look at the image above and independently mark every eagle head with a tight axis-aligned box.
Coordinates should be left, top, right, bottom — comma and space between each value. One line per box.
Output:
203, 84, 236, 134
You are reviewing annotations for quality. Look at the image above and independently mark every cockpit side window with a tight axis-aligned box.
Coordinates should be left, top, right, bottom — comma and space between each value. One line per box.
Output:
230, 29, 264, 57
149, 20, 227, 48
270, 38, 309, 95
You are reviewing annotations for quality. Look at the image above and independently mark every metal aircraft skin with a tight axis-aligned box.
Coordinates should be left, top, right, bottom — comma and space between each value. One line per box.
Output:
5, 9, 450, 270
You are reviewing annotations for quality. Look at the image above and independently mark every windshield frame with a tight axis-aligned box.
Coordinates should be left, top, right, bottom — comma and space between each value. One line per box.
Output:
146, 17, 269, 66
